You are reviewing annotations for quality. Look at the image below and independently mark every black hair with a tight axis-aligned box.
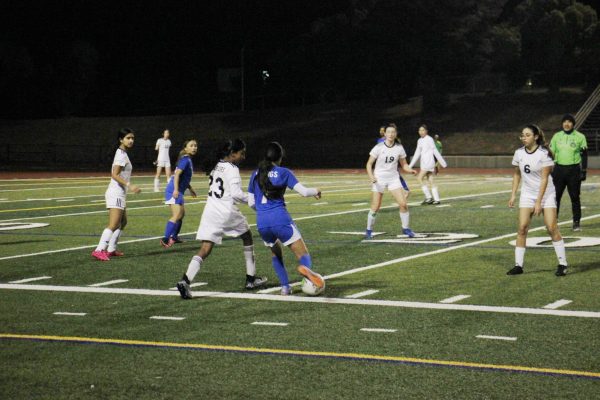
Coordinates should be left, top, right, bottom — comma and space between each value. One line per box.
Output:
203, 138, 246, 175
561, 114, 576, 125
525, 124, 553, 159
257, 142, 285, 199
117, 128, 134, 141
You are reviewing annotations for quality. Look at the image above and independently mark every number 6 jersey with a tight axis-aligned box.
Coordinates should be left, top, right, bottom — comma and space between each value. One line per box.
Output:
512, 146, 556, 199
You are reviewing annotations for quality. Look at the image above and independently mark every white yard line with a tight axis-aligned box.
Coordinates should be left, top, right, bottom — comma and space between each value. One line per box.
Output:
87, 279, 129, 287
360, 328, 397, 333
150, 316, 185, 321
476, 335, 517, 341
1, 283, 599, 318
53, 312, 86, 316
439, 295, 471, 304
481, 205, 495, 209
542, 299, 573, 310
345, 290, 379, 299
9, 276, 52, 284
251, 321, 289, 326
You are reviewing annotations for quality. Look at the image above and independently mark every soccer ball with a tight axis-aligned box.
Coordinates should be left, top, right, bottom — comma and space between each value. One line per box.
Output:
301, 275, 325, 296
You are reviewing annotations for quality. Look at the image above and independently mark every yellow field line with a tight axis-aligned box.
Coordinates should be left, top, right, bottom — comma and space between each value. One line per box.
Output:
1, 333, 598, 379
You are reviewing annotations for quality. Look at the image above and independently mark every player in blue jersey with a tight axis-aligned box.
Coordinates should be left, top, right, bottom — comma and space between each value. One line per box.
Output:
248, 142, 325, 295
160, 139, 198, 247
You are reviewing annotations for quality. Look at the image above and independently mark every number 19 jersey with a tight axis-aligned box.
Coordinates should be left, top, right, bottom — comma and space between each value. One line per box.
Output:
369, 142, 407, 180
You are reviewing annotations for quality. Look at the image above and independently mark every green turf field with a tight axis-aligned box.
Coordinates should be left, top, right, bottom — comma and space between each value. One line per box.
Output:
1, 171, 599, 399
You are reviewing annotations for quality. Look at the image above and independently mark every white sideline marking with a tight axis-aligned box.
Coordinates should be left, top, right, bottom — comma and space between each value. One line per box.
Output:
435, 204, 451, 208
543, 299, 573, 310
53, 312, 86, 316
251, 321, 289, 326
312, 202, 328, 206
150, 316, 185, 321
56, 199, 75, 202
476, 335, 517, 341
345, 290, 379, 299
360, 328, 397, 333
439, 295, 471, 304
169, 282, 208, 290
88, 279, 129, 287
1, 284, 599, 318
9, 276, 52, 284
481, 205, 495, 208
352, 202, 368, 206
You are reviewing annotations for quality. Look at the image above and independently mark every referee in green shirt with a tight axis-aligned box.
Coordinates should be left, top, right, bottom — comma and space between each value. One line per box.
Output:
549, 114, 588, 231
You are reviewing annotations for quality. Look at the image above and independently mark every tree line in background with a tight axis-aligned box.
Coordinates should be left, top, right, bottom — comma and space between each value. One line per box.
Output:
0, 0, 598, 118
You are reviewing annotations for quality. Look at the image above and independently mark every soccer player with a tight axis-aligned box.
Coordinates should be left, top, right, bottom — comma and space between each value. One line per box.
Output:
550, 114, 588, 231
247, 142, 325, 295
160, 139, 198, 247
175, 139, 267, 299
409, 124, 447, 205
434, 134, 443, 175
91, 128, 141, 261
365, 123, 416, 239
507, 125, 568, 277
154, 129, 172, 192
376, 125, 410, 195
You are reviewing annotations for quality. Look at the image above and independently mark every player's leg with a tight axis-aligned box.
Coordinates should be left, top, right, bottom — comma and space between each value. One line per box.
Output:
565, 166, 582, 230
239, 230, 267, 289
269, 241, 291, 294
173, 207, 185, 243
107, 209, 127, 256
366, 189, 383, 239
508, 207, 532, 275
154, 166, 162, 192
93, 207, 124, 261
429, 172, 441, 204
176, 240, 215, 299
287, 235, 324, 288
390, 186, 415, 238
161, 204, 184, 247
418, 170, 433, 204
165, 165, 172, 183
543, 207, 568, 276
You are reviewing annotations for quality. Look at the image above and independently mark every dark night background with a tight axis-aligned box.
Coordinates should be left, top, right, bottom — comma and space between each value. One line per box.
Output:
1, 0, 599, 119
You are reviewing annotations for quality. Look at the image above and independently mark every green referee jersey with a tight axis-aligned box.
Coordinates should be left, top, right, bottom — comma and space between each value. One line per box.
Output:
549, 130, 587, 165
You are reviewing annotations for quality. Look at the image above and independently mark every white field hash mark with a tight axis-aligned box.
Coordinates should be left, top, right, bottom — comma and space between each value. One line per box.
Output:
251, 321, 289, 326
439, 295, 471, 304
53, 312, 86, 316
543, 299, 572, 310
150, 316, 185, 321
360, 328, 397, 333
476, 335, 517, 341
9, 276, 52, 284
345, 290, 379, 299
88, 279, 129, 287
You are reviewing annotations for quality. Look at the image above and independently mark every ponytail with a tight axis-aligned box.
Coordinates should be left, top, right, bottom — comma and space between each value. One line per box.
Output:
202, 138, 246, 175
257, 142, 284, 199
526, 124, 553, 159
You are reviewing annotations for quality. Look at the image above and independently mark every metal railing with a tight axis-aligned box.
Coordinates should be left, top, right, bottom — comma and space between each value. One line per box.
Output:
575, 84, 600, 130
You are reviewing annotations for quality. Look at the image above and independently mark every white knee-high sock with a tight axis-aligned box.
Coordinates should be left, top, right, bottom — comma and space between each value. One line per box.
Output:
95, 228, 113, 252
367, 211, 377, 230
107, 229, 122, 252
422, 185, 432, 200
154, 178, 160, 191
515, 247, 525, 267
243, 245, 256, 276
185, 255, 203, 283
552, 240, 567, 266
400, 212, 410, 229
432, 187, 440, 201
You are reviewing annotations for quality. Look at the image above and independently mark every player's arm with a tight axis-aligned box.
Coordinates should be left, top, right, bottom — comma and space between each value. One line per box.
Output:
508, 166, 520, 208
433, 146, 447, 168
293, 183, 321, 199
581, 148, 588, 181
533, 166, 551, 216
229, 177, 249, 204
111, 164, 140, 194
172, 168, 183, 198
408, 143, 421, 169
399, 157, 416, 175
366, 155, 377, 183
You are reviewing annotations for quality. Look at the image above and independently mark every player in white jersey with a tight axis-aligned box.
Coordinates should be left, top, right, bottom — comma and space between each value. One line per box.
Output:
91, 129, 141, 261
175, 139, 267, 299
154, 129, 172, 192
507, 125, 568, 277
365, 123, 416, 239
409, 124, 447, 205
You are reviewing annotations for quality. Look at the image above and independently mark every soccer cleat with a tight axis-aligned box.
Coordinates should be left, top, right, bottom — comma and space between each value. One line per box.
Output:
297, 265, 325, 288
506, 265, 523, 275
280, 285, 293, 296
432, 200, 441, 205
421, 198, 434, 205
245, 275, 268, 289
107, 250, 124, 257
176, 280, 193, 299
365, 229, 373, 239
572, 221, 581, 232
172, 237, 184, 244
160, 237, 175, 248
555, 265, 568, 277
402, 228, 416, 238
91, 250, 110, 261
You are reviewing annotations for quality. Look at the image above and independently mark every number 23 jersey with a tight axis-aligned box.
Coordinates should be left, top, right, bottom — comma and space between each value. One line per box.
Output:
512, 146, 555, 198
205, 161, 248, 214
369, 142, 407, 180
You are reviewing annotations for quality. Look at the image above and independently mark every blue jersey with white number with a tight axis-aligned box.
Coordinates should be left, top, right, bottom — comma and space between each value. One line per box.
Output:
248, 166, 299, 228
166, 155, 193, 193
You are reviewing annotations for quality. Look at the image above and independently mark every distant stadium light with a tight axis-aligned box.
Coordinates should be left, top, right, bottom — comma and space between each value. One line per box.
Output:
262, 70, 270, 83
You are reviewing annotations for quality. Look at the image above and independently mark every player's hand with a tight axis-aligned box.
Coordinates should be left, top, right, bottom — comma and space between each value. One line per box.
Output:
533, 201, 542, 216
152, 160, 157, 166
314, 189, 322, 200
129, 184, 141, 194
409, 168, 417, 175
581, 170, 587, 181
370, 177, 377, 183
190, 189, 197, 198
508, 196, 515, 208
173, 190, 179, 199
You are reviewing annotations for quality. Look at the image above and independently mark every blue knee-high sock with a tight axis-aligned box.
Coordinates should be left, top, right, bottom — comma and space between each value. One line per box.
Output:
299, 254, 312, 269
174, 219, 183, 238
272, 256, 289, 287
163, 221, 177, 240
